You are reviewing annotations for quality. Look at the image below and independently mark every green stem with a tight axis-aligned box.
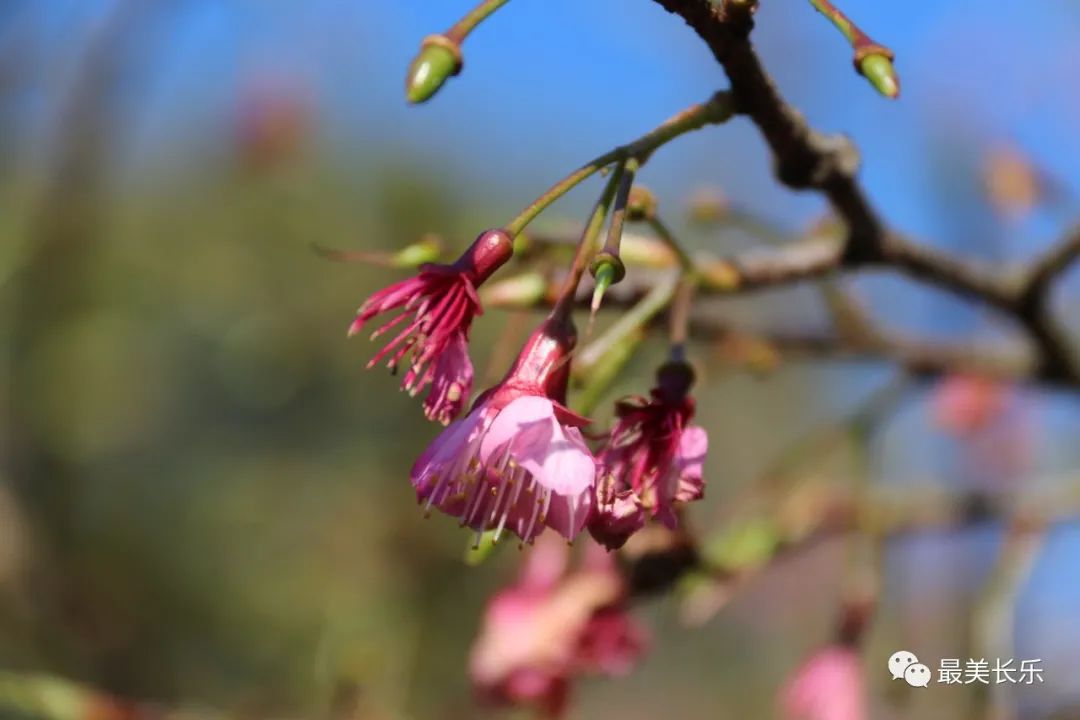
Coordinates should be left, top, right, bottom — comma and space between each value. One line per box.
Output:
808, 0, 864, 46
505, 149, 622, 238
646, 214, 697, 358
578, 272, 681, 372
648, 215, 696, 273
549, 164, 626, 322
573, 272, 680, 415
504, 91, 733, 238
600, 157, 638, 258
446, 0, 511, 43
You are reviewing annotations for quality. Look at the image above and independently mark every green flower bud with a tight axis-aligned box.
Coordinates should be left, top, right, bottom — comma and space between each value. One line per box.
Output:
405, 36, 462, 104
479, 272, 547, 308
858, 53, 899, 99
626, 185, 657, 222
391, 234, 442, 267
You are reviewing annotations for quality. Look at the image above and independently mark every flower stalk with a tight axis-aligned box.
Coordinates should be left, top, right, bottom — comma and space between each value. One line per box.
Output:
590, 157, 637, 315
445, 0, 511, 43
504, 92, 734, 238
550, 163, 626, 324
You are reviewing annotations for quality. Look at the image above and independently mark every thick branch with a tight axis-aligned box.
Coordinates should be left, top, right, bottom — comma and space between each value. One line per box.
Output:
648, 0, 1079, 384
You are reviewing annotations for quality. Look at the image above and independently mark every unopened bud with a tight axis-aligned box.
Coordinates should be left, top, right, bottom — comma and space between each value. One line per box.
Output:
392, 234, 442, 267
479, 272, 547, 308
405, 35, 462, 104
856, 50, 899, 99
626, 185, 658, 222
621, 233, 677, 268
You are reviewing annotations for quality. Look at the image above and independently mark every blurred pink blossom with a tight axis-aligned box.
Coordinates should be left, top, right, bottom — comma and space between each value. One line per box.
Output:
780, 646, 865, 720
470, 537, 647, 717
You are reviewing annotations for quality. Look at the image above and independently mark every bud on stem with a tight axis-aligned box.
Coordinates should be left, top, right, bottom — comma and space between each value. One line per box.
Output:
855, 48, 900, 99
808, 0, 900, 99
405, 35, 463, 104
589, 158, 637, 318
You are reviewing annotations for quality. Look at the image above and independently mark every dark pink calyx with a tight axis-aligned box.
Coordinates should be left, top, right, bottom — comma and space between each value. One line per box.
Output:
450, 228, 514, 285
497, 316, 577, 403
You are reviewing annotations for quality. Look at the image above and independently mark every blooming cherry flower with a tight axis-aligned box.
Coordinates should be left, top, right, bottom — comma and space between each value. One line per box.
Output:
780, 646, 865, 720
411, 317, 597, 543
349, 228, 512, 425
470, 536, 646, 718
590, 361, 708, 549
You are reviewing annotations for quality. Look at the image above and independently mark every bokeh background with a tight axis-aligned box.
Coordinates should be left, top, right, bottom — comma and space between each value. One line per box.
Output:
1, 1, 1079, 718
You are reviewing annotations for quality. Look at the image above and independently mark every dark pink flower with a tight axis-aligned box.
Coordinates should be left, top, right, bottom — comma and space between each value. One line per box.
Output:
781, 646, 865, 720
470, 537, 646, 718
411, 318, 597, 543
586, 487, 646, 553
590, 361, 708, 549
350, 229, 512, 425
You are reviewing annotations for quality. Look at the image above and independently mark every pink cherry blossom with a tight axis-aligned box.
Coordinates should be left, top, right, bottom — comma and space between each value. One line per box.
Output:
781, 646, 865, 720
590, 361, 708, 549
349, 228, 512, 425
411, 319, 597, 543
470, 537, 646, 718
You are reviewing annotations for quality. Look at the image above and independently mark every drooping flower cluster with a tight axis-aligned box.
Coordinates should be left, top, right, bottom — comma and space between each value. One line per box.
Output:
470, 535, 646, 717
589, 361, 708, 550
351, 230, 709, 549
350, 228, 513, 425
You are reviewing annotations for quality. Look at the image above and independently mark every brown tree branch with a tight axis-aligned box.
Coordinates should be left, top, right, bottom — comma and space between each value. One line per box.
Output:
648, 0, 1079, 383
485, 237, 1074, 388
625, 477, 1080, 601
687, 319, 1044, 386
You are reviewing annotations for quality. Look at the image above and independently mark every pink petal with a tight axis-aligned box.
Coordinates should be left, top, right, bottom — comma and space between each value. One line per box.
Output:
574, 607, 648, 676
482, 396, 597, 498
519, 534, 571, 593
410, 407, 485, 496
481, 395, 557, 458
587, 489, 646, 551
673, 425, 708, 502
422, 332, 474, 424
781, 647, 864, 720
543, 487, 594, 541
